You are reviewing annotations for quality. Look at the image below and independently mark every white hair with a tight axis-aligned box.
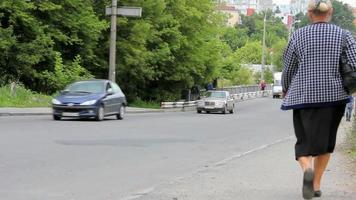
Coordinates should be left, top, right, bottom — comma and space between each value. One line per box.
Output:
308, 0, 333, 12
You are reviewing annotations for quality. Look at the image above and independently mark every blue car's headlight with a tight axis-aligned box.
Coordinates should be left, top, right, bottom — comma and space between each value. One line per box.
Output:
52, 99, 62, 105
80, 100, 97, 106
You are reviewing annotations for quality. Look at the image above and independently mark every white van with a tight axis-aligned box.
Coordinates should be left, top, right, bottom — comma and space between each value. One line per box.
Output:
272, 72, 283, 98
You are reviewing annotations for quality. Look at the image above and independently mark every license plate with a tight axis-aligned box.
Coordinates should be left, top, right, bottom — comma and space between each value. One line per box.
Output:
205, 107, 215, 109
205, 102, 215, 106
62, 112, 79, 117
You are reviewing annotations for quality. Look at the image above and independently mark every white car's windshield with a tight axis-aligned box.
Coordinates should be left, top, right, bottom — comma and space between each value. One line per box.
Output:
66, 81, 105, 93
206, 91, 227, 98
274, 80, 282, 86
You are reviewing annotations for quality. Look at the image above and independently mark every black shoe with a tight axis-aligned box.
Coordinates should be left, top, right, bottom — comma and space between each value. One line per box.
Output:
303, 168, 314, 199
314, 190, 322, 198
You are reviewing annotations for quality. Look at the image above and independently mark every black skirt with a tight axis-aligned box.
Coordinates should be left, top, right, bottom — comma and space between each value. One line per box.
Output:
293, 105, 346, 160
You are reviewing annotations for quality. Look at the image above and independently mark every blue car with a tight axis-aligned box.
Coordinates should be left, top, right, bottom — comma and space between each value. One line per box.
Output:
52, 80, 127, 121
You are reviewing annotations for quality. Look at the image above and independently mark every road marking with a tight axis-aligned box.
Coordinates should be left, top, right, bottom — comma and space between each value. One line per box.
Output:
121, 136, 294, 200
121, 187, 156, 200
214, 136, 293, 167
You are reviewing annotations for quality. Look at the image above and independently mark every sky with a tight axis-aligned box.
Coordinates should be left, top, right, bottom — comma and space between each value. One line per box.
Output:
273, 0, 356, 7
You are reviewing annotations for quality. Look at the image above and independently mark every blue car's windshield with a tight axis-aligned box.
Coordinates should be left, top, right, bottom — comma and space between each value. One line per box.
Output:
206, 91, 226, 98
66, 81, 105, 93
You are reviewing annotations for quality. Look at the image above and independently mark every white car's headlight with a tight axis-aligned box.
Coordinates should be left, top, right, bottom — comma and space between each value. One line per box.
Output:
197, 101, 204, 106
216, 101, 224, 107
80, 100, 97, 106
52, 99, 62, 105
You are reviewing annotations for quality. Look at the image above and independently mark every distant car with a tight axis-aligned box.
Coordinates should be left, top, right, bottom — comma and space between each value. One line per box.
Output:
272, 72, 283, 98
52, 80, 127, 121
197, 91, 235, 114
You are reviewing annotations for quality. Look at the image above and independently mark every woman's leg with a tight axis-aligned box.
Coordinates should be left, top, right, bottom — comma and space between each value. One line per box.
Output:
313, 153, 331, 191
298, 156, 313, 171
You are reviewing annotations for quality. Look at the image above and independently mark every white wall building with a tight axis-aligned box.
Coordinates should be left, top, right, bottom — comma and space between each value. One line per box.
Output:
290, 0, 308, 15
217, 5, 242, 27
214, 0, 275, 14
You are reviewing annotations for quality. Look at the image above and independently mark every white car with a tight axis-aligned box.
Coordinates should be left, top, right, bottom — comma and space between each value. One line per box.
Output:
273, 72, 283, 98
272, 85, 283, 98
197, 91, 235, 114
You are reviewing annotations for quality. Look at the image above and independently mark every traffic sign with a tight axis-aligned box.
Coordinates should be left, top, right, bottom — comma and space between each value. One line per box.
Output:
106, 7, 142, 17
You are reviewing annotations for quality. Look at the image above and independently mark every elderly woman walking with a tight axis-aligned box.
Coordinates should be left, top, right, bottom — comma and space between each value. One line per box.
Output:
281, 0, 356, 199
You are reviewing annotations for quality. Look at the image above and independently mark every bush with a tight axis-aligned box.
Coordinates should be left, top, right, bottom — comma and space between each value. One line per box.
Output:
130, 98, 161, 109
0, 84, 52, 107
38, 52, 93, 92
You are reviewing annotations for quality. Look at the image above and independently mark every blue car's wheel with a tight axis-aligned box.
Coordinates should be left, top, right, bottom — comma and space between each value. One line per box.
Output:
53, 115, 61, 121
95, 105, 105, 121
116, 105, 125, 120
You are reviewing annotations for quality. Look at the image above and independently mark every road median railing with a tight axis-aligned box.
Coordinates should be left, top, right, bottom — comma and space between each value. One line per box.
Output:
161, 88, 272, 111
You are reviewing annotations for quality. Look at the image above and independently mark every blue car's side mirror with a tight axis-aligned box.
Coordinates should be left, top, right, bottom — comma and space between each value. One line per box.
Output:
60, 90, 69, 94
107, 88, 114, 95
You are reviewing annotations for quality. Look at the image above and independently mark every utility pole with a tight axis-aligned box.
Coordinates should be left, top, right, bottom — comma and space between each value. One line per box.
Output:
109, 0, 118, 82
106, 1, 142, 82
261, 11, 267, 81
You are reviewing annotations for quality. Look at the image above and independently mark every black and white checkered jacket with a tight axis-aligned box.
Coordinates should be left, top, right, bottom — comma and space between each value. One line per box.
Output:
281, 23, 356, 110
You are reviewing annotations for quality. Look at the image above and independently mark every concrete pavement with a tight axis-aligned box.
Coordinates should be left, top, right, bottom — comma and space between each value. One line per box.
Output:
134, 122, 356, 200
0, 98, 355, 200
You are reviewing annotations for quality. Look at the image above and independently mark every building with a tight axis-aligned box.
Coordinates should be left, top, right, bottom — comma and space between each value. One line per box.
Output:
214, 0, 274, 15
257, 0, 274, 11
276, 4, 292, 15
290, 0, 308, 15
275, 13, 294, 29
216, 5, 242, 27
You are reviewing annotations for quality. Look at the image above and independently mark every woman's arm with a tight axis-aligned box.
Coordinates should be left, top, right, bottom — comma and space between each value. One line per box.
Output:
282, 36, 299, 94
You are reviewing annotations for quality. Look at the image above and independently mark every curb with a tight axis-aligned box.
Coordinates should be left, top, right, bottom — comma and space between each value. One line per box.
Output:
0, 108, 167, 117
0, 113, 51, 117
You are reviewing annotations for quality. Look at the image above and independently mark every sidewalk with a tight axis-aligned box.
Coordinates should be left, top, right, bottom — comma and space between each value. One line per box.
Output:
0, 107, 165, 117
131, 122, 356, 200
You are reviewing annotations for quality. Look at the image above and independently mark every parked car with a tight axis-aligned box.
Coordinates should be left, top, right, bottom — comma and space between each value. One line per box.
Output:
272, 72, 283, 98
52, 79, 127, 121
197, 91, 235, 114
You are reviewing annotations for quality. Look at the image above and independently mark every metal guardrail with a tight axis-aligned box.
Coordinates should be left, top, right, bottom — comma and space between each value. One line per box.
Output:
219, 84, 272, 95
161, 101, 197, 109
161, 90, 272, 109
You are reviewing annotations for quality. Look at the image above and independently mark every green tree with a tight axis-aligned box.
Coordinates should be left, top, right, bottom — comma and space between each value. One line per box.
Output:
234, 41, 262, 64
222, 27, 249, 51
331, 0, 356, 32
0, 0, 107, 93
293, 0, 356, 33
263, 67, 273, 84
115, 0, 227, 101
271, 39, 287, 72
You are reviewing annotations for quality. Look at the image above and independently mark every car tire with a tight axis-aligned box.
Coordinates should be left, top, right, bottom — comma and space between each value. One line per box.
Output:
53, 115, 61, 121
95, 105, 105, 121
117, 105, 125, 120
206, 111, 210, 114
229, 106, 234, 114
222, 105, 227, 114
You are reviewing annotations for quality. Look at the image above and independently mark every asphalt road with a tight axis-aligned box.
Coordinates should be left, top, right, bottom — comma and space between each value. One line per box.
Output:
1, 98, 353, 200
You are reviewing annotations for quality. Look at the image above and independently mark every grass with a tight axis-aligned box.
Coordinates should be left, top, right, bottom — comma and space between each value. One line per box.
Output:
129, 98, 161, 109
0, 85, 162, 109
0, 85, 52, 107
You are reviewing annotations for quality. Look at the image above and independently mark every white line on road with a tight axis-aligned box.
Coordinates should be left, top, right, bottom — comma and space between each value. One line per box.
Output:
121, 136, 294, 200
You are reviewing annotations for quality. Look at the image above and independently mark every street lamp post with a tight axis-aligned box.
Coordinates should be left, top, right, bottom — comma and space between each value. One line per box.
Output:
106, 1, 142, 82
108, 0, 118, 82
261, 12, 267, 81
